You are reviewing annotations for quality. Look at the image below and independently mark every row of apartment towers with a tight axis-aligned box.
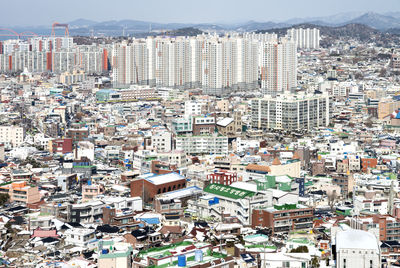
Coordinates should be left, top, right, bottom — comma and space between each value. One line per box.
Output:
112, 29, 319, 95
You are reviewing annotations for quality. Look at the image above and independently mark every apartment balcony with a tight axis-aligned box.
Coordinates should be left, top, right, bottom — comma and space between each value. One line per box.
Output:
274, 220, 292, 227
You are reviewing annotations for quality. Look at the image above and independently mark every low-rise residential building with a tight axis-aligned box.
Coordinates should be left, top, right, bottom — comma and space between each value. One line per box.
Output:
176, 135, 228, 155
82, 183, 105, 202
0, 125, 24, 148
251, 203, 314, 234
98, 241, 133, 268
65, 228, 96, 247
0, 181, 40, 204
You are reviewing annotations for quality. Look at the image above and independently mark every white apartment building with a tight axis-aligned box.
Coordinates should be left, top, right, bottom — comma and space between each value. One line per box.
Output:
175, 135, 228, 155
251, 93, 331, 130
287, 28, 320, 49
65, 228, 96, 247
151, 131, 172, 152
0, 126, 24, 148
0, 45, 108, 74
103, 196, 143, 212
157, 150, 187, 166
112, 40, 149, 87
111, 33, 281, 95
353, 196, 388, 215
184, 100, 206, 117
260, 37, 297, 96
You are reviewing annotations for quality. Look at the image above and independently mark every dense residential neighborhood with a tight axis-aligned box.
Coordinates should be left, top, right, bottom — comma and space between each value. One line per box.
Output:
1, 6, 400, 267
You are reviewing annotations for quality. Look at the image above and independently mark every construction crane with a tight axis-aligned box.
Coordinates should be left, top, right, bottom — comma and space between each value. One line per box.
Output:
0, 28, 20, 38
51, 22, 69, 37
19, 31, 39, 37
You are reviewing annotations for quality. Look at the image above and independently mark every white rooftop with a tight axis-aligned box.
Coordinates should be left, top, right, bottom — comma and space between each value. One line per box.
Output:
276, 175, 292, 183
217, 117, 234, 127
145, 172, 185, 185
230, 181, 258, 192
158, 186, 202, 200
336, 229, 379, 251
65, 228, 95, 236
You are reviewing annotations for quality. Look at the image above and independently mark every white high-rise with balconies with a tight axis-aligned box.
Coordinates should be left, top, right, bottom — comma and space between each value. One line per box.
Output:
110, 33, 298, 95
260, 37, 297, 96
287, 28, 320, 49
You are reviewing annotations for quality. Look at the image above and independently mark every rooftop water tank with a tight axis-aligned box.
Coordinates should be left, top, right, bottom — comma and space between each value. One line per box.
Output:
178, 255, 186, 267
195, 249, 203, 262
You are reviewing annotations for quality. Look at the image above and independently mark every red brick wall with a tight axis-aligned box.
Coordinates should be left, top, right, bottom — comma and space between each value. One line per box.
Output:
130, 178, 186, 203
361, 158, 378, 172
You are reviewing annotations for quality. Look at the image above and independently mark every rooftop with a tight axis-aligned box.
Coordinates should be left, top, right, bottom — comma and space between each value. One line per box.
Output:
336, 229, 379, 251
203, 183, 256, 200
157, 186, 202, 200
144, 172, 185, 185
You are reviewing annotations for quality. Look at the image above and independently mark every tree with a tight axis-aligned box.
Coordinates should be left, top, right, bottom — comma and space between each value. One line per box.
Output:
21, 157, 41, 168
226, 241, 235, 248
379, 68, 387, 77
311, 256, 320, 267
238, 235, 245, 245
327, 190, 337, 212
0, 193, 9, 206
290, 246, 309, 253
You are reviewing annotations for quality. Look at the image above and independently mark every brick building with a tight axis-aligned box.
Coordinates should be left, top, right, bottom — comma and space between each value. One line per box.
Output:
192, 116, 216, 135
102, 206, 139, 227
66, 128, 89, 143
351, 215, 400, 241
332, 173, 355, 195
207, 170, 238, 186
252, 204, 314, 234
151, 160, 178, 175
361, 157, 378, 172
49, 138, 73, 154
130, 172, 187, 204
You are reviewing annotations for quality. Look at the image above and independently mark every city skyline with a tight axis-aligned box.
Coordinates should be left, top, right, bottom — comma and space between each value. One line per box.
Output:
1, 0, 400, 26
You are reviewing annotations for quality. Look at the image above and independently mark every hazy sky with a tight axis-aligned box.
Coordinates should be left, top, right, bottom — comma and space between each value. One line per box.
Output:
1, 0, 400, 26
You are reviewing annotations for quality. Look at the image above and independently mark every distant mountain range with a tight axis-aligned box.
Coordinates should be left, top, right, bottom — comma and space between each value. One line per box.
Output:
4, 11, 400, 37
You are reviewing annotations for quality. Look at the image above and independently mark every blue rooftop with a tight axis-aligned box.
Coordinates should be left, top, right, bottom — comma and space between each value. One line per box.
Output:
138, 218, 160, 225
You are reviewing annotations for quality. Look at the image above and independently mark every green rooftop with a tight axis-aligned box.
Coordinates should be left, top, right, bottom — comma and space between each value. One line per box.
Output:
204, 183, 255, 199
138, 241, 192, 257
289, 238, 312, 245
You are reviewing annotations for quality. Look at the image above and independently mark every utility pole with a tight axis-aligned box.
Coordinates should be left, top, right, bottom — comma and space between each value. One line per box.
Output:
263, 239, 267, 268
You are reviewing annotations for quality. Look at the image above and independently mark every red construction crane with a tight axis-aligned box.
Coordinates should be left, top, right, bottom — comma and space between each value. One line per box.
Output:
19, 31, 39, 37
0, 28, 20, 38
51, 22, 69, 37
